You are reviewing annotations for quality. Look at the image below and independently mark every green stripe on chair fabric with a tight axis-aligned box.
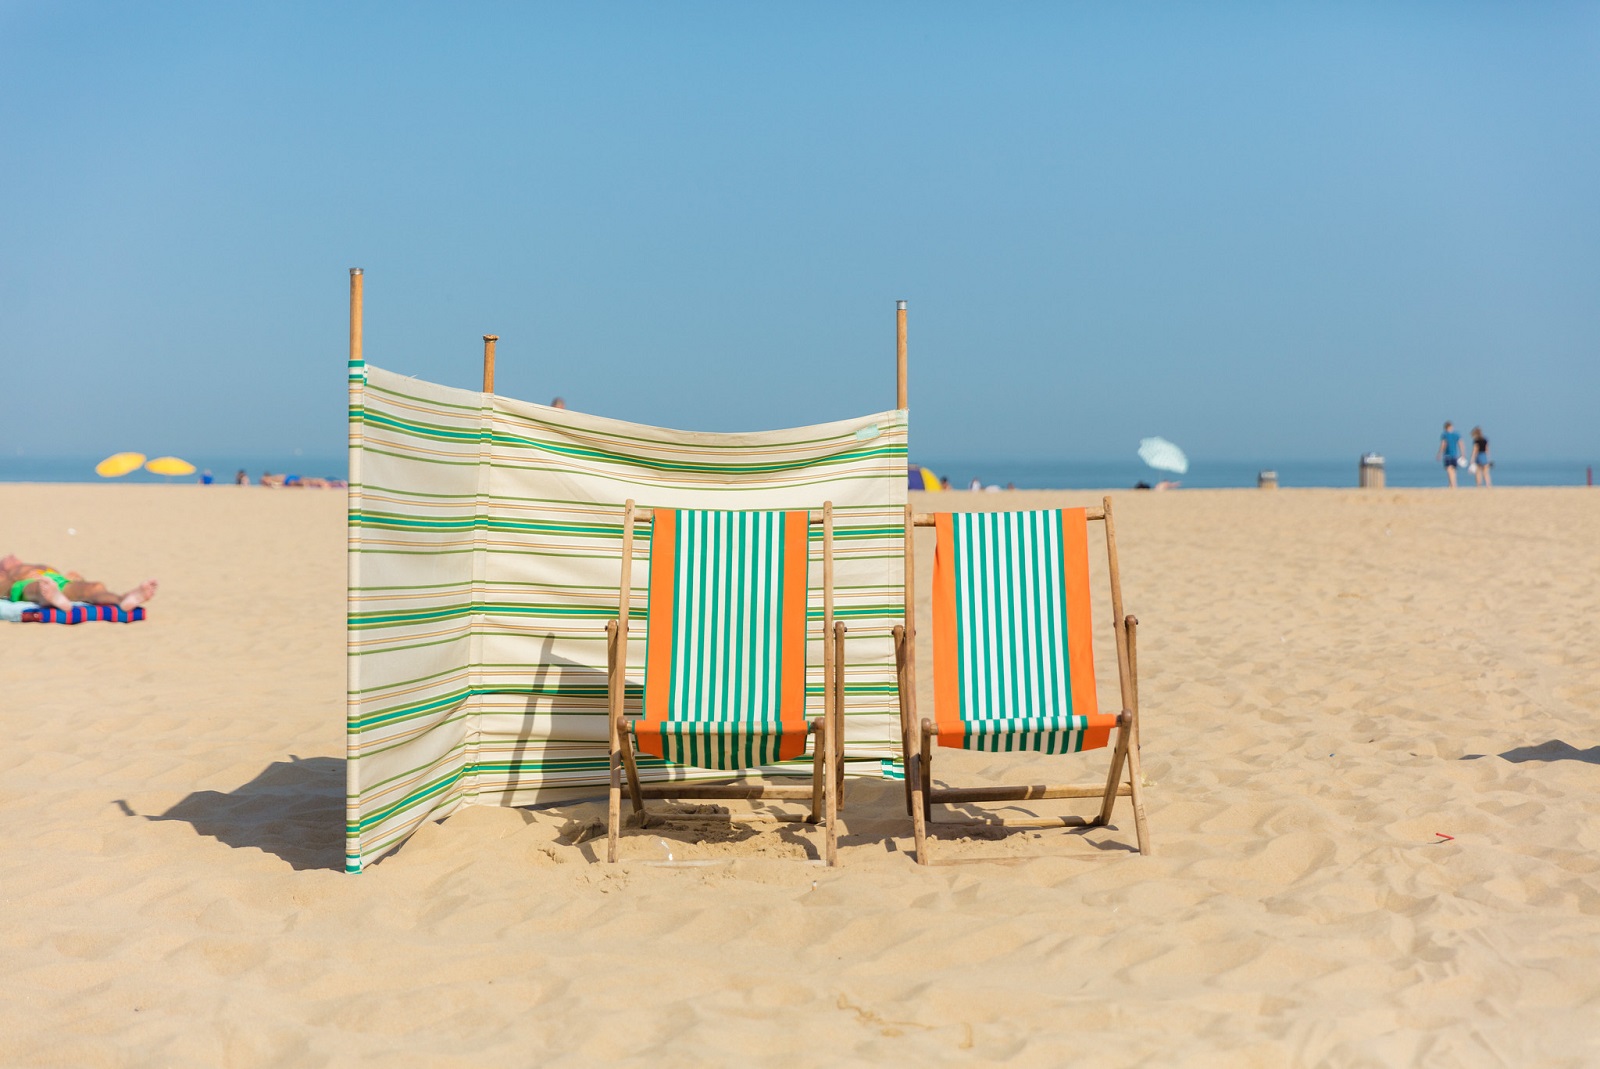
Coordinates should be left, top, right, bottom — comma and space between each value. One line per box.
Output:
951, 510, 1074, 739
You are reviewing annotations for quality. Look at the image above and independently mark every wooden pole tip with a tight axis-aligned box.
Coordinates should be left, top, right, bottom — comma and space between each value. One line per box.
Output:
896, 299, 906, 310
483, 334, 498, 342
350, 267, 363, 276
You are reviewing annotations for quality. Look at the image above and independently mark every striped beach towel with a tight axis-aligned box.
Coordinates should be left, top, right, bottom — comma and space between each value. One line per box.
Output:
634, 508, 811, 770
2, 602, 146, 624
931, 509, 1118, 754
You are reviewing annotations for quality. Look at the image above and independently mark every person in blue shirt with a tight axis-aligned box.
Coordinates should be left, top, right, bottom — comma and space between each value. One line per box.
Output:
1435, 420, 1463, 488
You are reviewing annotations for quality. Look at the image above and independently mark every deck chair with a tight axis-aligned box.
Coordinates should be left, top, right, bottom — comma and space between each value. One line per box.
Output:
896, 498, 1150, 863
606, 501, 847, 865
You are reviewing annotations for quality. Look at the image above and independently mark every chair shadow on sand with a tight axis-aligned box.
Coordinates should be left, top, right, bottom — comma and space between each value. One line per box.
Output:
132, 755, 346, 872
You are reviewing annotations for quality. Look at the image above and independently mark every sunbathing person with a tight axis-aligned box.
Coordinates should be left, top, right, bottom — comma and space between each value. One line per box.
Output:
1, 554, 158, 612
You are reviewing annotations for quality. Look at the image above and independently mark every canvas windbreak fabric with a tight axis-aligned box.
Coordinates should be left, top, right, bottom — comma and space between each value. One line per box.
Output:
347, 363, 906, 872
931, 509, 1116, 754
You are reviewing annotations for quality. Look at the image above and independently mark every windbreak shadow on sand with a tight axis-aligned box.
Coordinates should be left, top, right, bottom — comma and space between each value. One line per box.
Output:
1461, 740, 1600, 765
137, 755, 346, 871
1497, 740, 1600, 764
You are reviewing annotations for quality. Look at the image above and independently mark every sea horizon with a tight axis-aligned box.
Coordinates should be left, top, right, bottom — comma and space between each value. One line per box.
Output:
921, 456, 1595, 491
3, 452, 1593, 490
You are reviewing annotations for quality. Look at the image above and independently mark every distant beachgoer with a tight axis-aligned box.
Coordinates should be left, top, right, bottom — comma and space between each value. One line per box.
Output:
940, 477, 951, 490
1134, 480, 1180, 491
199, 470, 214, 485
261, 472, 285, 488
1470, 427, 1492, 487
234, 469, 248, 486
1436, 421, 1463, 488
968, 478, 982, 491
551, 397, 567, 410
1, 554, 157, 612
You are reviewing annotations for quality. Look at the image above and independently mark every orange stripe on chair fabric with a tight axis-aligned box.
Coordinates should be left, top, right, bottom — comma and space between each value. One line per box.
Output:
1058, 508, 1106, 748
642, 508, 677, 725
931, 512, 963, 744
775, 510, 810, 759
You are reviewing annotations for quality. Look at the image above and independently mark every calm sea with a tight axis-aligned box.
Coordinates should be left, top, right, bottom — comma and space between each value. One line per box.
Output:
920, 457, 1594, 491
0, 454, 1591, 490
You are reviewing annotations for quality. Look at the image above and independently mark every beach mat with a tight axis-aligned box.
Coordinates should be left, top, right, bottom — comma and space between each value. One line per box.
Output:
1, 601, 146, 624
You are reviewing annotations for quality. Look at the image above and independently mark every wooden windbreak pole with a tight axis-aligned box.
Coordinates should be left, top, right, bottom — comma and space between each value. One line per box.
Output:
350, 269, 363, 365
901, 501, 917, 811
823, 502, 841, 781
346, 267, 363, 872
895, 300, 908, 410
482, 335, 498, 394
897, 300, 914, 800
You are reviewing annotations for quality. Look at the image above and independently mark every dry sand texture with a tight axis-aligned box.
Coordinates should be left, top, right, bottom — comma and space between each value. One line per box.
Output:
1, 483, 1597, 1066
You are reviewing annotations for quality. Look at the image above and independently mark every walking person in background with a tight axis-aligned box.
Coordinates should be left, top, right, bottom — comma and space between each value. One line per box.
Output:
1470, 426, 1492, 487
1436, 420, 1463, 488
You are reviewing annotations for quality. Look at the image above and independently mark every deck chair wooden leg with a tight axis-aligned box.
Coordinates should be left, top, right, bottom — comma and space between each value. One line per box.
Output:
909, 744, 930, 866
1122, 612, 1149, 852
831, 622, 847, 795
1125, 614, 1142, 750
605, 619, 623, 863
1097, 710, 1133, 828
808, 720, 826, 824
912, 719, 935, 864
893, 626, 914, 816
919, 720, 935, 825
607, 748, 622, 863
1124, 726, 1152, 855
822, 716, 839, 866
621, 728, 647, 825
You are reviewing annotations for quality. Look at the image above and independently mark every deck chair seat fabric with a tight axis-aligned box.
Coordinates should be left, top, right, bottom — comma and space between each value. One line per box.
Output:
634, 508, 811, 771
958, 714, 1121, 754
931, 509, 1112, 752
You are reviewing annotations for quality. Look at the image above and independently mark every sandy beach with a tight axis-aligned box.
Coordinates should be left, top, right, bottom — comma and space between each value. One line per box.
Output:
2, 482, 1597, 1066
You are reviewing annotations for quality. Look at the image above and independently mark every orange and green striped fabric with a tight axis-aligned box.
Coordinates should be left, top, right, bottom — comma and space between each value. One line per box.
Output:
931, 509, 1116, 753
635, 508, 810, 770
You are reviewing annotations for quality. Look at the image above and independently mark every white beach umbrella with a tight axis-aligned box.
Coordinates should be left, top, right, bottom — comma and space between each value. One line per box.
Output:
1137, 437, 1188, 475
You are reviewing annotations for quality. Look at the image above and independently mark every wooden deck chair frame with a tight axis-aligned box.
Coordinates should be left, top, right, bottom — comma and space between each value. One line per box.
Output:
605, 500, 847, 866
895, 496, 1150, 864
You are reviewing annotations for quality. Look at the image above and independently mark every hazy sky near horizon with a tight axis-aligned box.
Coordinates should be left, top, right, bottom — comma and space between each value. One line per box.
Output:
4, 2, 1597, 465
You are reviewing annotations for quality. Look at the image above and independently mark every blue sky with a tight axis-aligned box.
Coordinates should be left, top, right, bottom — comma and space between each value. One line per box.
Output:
3, 2, 1597, 465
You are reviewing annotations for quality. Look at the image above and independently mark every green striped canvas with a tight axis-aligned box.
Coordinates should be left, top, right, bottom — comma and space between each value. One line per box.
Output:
634, 509, 809, 771
347, 362, 906, 872
932, 509, 1119, 755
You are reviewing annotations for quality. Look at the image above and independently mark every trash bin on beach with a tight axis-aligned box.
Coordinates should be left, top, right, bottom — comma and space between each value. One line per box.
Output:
1359, 453, 1385, 488
1258, 470, 1278, 489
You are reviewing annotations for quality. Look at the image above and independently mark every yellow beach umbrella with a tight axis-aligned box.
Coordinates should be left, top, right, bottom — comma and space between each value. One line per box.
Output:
95, 452, 146, 478
145, 456, 197, 477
